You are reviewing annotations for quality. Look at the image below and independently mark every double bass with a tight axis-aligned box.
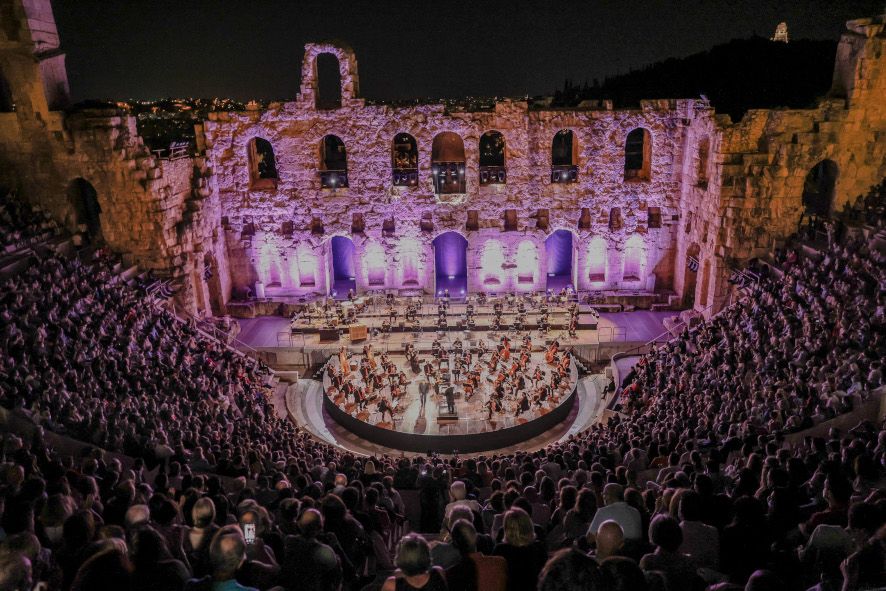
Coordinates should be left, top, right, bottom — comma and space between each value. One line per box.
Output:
545, 341, 559, 365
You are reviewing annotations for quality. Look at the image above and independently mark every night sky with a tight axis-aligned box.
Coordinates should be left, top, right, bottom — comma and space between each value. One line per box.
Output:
53, 0, 884, 103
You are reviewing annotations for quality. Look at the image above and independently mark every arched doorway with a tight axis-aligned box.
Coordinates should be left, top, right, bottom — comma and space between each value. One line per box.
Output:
802, 160, 838, 216
66, 178, 102, 240
330, 236, 356, 298
545, 229, 574, 293
684, 243, 701, 308
432, 232, 467, 297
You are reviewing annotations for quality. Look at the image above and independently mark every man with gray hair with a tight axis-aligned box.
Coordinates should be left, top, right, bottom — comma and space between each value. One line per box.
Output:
444, 480, 481, 521
586, 483, 642, 541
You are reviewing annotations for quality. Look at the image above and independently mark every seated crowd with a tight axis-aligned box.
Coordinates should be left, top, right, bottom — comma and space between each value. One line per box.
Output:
0, 191, 884, 591
0, 191, 58, 255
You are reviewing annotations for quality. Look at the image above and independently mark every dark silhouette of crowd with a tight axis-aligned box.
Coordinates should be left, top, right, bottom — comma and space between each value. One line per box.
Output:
0, 190, 884, 591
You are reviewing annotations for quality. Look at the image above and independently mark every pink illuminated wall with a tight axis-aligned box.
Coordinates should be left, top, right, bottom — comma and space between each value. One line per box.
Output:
587, 236, 607, 283
515, 240, 538, 287
480, 239, 506, 289
623, 235, 646, 282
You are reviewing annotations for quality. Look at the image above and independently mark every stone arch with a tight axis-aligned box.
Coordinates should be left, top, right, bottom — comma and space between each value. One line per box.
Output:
392, 132, 418, 186
431, 132, 466, 194
624, 127, 652, 181
0, 67, 13, 112
515, 240, 539, 286
802, 159, 838, 216
315, 52, 342, 109
622, 234, 646, 282
66, 178, 102, 239
479, 238, 506, 288
299, 43, 359, 107
248, 137, 278, 189
363, 240, 386, 287
587, 236, 607, 282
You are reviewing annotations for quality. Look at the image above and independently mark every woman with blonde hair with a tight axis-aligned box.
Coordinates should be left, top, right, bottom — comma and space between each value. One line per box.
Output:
492, 507, 548, 591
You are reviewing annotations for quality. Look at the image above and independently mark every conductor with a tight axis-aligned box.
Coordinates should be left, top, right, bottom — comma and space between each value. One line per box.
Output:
444, 385, 456, 415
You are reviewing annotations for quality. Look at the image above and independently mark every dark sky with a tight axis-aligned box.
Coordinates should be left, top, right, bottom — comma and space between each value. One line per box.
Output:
53, 0, 884, 102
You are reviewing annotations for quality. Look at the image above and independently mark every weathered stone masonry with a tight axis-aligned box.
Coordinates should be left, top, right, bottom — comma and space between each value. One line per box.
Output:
1, 1, 883, 318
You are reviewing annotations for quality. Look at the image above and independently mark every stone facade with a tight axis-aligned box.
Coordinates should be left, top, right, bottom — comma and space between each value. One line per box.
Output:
1, 0, 884, 318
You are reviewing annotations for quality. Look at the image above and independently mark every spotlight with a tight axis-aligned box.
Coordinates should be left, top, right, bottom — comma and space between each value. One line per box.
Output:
448, 275, 455, 280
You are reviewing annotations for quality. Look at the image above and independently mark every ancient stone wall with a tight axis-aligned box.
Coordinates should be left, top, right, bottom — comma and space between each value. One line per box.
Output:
2, 2, 884, 318
205, 43, 703, 302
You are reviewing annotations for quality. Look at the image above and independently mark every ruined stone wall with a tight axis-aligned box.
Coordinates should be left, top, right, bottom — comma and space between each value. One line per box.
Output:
672, 15, 886, 315
205, 43, 703, 302
3, 2, 885, 318
0, 0, 229, 317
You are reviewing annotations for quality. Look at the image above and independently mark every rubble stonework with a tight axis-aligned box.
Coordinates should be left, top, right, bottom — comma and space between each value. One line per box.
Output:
0, 0, 883, 318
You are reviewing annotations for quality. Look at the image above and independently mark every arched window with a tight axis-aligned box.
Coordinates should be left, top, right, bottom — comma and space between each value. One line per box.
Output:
696, 135, 710, 187
320, 135, 348, 189
315, 53, 342, 109
587, 237, 607, 282
623, 235, 645, 282
802, 159, 838, 216
624, 128, 651, 181
431, 132, 466, 194
392, 133, 418, 187
248, 138, 278, 190
515, 240, 538, 285
480, 239, 506, 287
479, 130, 506, 185
551, 130, 578, 183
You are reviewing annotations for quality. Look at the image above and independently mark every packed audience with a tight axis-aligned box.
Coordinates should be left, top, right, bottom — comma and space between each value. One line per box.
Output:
0, 189, 884, 591
0, 191, 58, 255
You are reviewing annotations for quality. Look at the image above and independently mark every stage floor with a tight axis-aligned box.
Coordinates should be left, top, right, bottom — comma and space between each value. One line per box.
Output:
323, 351, 577, 436
236, 310, 672, 350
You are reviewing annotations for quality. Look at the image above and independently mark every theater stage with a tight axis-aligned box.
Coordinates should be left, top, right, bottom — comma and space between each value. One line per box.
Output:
234, 310, 674, 368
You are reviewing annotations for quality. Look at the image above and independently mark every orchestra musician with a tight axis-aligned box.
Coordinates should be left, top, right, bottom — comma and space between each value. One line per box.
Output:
338, 346, 350, 375
377, 397, 394, 422
545, 341, 559, 365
